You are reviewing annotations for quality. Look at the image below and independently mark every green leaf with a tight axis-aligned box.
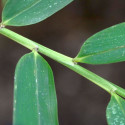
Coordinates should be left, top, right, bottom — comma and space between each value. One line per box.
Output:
106, 93, 125, 125
74, 23, 125, 64
13, 52, 59, 125
2, 0, 73, 26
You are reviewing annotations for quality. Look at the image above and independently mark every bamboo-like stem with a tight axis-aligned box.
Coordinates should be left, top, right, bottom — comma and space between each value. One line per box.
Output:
0, 28, 125, 97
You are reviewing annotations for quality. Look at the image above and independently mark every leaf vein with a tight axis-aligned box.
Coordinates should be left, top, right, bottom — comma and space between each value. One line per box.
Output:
77, 45, 125, 60
3, 0, 41, 24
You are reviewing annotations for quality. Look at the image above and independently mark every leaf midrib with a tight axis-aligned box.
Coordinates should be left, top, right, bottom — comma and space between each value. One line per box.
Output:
115, 95, 125, 116
34, 53, 41, 125
3, 0, 41, 24
77, 45, 125, 60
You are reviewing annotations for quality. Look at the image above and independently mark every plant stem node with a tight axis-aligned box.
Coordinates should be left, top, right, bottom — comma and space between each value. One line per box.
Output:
72, 59, 77, 65
0, 23, 5, 29
32, 46, 39, 52
110, 89, 117, 94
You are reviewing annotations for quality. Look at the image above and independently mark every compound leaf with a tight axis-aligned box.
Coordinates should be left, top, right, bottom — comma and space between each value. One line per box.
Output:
74, 23, 125, 64
13, 52, 59, 125
2, 0, 73, 26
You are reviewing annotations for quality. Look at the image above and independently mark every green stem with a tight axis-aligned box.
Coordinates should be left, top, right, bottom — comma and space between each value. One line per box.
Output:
0, 28, 125, 97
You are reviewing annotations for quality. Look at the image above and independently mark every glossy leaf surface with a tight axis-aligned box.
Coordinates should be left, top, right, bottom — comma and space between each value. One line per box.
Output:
13, 52, 59, 125
2, 0, 73, 26
106, 94, 125, 125
74, 23, 125, 64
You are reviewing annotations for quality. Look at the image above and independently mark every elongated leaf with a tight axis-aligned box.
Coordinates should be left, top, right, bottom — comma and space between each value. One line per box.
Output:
74, 23, 125, 64
106, 94, 125, 125
13, 52, 59, 125
2, 0, 73, 26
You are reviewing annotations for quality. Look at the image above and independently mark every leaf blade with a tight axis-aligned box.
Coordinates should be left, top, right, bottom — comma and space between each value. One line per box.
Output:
2, 0, 73, 26
106, 94, 125, 125
13, 52, 59, 125
74, 23, 125, 64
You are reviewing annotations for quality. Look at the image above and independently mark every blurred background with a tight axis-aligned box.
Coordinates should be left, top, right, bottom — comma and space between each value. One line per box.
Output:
0, 0, 125, 125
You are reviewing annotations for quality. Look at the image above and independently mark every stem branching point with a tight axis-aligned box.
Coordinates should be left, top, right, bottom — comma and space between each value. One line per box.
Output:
0, 23, 5, 29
